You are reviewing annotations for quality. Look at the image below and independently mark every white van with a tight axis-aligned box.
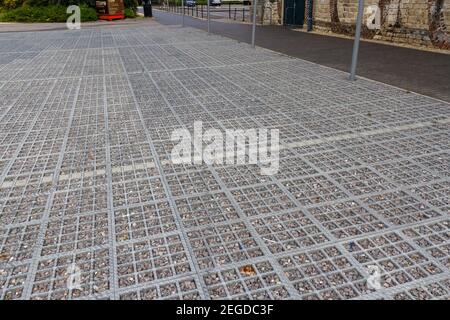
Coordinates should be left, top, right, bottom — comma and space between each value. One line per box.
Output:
209, 0, 222, 6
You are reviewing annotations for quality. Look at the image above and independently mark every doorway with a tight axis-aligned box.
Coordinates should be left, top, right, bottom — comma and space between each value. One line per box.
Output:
283, 0, 305, 26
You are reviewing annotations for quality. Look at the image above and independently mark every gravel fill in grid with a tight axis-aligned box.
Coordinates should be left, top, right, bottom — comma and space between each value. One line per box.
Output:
344, 232, 444, 290
41, 212, 109, 256
0, 194, 48, 225
276, 245, 364, 299
114, 200, 178, 242
400, 219, 450, 269
231, 183, 296, 217
115, 234, 192, 288
202, 261, 290, 299
392, 279, 450, 300
0, 223, 41, 262
409, 181, 450, 214
307, 200, 388, 239
112, 176, 167, 208
250, 210, 330, 253
174, 192, 240, 229
330, 167, 396, 197
362, 190, 442, 225
119, 277, 202, 300
0, 261, 30, 300
281, 175, 347, 206
31, 248, 110, 300
166, 169, 222, 198
186, 221, 264, 270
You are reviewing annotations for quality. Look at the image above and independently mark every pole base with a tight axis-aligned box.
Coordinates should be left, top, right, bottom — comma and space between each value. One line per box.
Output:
144, 5, 153, 17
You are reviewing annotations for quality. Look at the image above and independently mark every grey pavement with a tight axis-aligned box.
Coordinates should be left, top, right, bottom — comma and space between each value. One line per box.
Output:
0, 19, 155, 33
0, 21, 449, 300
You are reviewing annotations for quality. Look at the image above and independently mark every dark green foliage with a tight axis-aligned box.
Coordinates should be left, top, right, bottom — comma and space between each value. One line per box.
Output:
123, 0, 137, 10
0, 0, 137, 22
0, 4, 97, 22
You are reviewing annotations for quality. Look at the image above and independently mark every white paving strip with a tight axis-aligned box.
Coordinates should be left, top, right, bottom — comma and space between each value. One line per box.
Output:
2, 117, 449, 189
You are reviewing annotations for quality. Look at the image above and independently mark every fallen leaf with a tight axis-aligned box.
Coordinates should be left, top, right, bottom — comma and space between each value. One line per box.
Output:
0, 253, 9, 261
239, 265, 256, 276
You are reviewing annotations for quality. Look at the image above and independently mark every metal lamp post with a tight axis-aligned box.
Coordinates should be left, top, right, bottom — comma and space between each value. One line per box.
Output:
251, 0, 257, 47
182, 0, 185, 26
349, 0, 365, 81
207, 0, 211, 34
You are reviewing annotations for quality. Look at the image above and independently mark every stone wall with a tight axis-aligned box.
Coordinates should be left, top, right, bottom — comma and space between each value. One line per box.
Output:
311, 0, 450, 49
256, 0, 449, 49
253, 0, 283, 25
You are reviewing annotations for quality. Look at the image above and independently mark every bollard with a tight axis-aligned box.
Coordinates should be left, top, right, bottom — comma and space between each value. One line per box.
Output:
143, 0, 152, 17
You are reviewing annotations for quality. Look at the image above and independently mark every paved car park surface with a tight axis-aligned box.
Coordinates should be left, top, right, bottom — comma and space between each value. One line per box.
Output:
0, 20, 449, 300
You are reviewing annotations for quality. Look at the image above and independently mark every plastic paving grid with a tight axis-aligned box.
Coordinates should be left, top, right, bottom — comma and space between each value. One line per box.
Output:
0, 23, 449, 300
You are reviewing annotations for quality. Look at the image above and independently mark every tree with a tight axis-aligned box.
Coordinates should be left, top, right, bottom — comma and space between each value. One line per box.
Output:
428, 0, 450, 49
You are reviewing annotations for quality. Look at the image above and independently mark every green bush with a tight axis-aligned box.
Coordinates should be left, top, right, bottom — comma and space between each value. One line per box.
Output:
21, 0, 95, 6
0, 4, 97, 22
0, 0, 136, 7
124, 7, 135, 18
79, 3, 97, 20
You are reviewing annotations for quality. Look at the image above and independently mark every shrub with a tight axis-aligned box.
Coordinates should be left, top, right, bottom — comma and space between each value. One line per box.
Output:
79, 3, 97, 20
3, 0, 18, 9
0, 4, 98, 22
124, 7, 135, 18
21, 0, 95, 6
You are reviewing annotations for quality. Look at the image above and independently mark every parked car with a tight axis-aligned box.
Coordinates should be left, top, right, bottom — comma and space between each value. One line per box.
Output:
209, 0, 221, 6
185, 0, 196, 6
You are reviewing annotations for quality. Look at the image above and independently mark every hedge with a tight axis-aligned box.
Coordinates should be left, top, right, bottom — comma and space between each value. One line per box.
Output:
0, 4, 98, 22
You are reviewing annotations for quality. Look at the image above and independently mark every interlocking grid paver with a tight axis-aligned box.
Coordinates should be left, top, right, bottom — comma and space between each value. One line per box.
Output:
0, 22, 449, 300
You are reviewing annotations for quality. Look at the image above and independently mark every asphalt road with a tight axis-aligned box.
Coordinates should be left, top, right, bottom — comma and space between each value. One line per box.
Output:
153, 10, 450, 102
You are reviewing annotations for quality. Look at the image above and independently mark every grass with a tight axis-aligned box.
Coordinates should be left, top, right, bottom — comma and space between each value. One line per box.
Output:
0, 4, 98, 22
